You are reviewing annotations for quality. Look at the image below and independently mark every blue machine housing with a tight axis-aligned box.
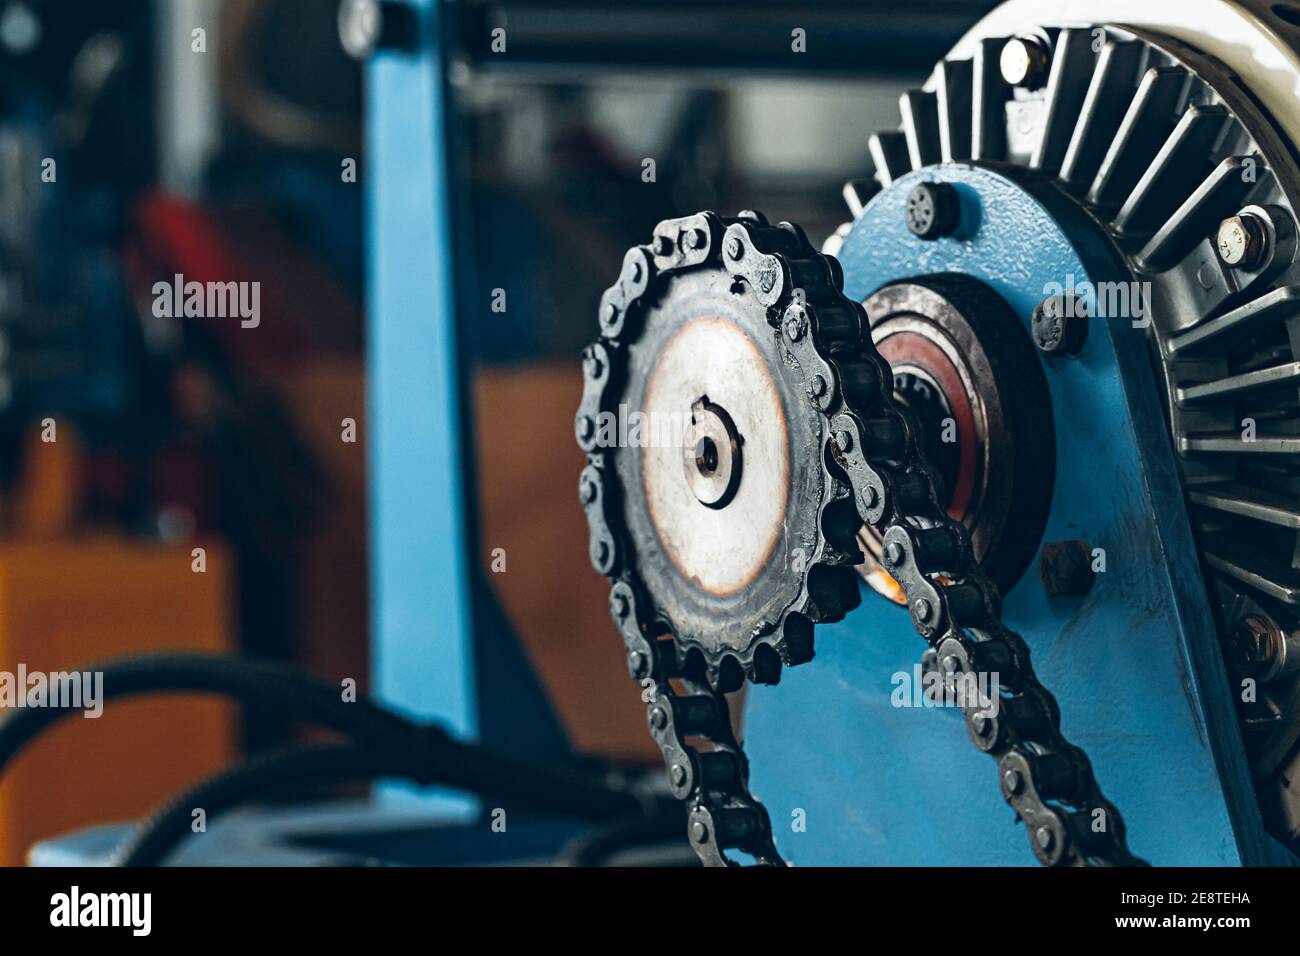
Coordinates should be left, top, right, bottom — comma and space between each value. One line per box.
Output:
745, 164, 1295, 866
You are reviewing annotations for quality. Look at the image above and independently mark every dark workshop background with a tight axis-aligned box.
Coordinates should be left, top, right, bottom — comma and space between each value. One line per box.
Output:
0, 0, 986, 863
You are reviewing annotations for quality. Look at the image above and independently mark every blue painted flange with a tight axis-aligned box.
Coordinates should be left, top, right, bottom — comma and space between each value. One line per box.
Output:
744, 164, 1251, 865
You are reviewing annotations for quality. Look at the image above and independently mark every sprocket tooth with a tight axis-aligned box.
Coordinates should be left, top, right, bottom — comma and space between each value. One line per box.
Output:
777, 613, 815, 667
751, 639, 784, 685
806, 562, 863, 622
712, 654, 746, 694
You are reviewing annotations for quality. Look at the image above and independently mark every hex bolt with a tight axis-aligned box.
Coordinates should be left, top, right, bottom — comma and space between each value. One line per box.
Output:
1230, 614, 1300, 682
726, 236, 745, 260
1031, 294, 1088, 358
1216, 213, 1268, 270
1232, 616, 1275, 676
905, 182, 960, 240
883, 540, 905, 568
1038, 539, 1096, 597
999, 35, 1051, 89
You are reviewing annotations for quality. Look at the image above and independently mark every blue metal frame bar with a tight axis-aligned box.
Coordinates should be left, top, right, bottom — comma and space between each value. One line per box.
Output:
366, 0, 477, 809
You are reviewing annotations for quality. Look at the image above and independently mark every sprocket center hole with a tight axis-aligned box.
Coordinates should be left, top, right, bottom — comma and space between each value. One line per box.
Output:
696, 436, 720, 476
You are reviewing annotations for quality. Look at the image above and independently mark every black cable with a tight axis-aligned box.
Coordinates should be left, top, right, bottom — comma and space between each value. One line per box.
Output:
0, 652, 662, 834
113, 744, 408, 866
0, 653, 414, 775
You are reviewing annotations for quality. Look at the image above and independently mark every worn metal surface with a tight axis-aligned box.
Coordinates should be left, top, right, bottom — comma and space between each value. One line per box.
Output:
745, 164, 1249, 865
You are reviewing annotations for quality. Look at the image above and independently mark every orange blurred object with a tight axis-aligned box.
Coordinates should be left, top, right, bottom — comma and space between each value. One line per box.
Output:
0, 536, 237, 865
0, 426, 237, 865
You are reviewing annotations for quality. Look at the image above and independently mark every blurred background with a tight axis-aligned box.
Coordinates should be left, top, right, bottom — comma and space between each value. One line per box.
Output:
0, 0, 995, 863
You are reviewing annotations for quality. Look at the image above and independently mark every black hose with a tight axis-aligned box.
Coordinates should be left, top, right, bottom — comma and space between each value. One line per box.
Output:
0, 653, 415, 775
0, 653, 663, 834
113, 744, 407, 866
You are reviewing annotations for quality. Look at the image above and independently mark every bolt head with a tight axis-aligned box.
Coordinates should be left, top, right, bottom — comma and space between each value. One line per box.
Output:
809, 374, 828, 399
1216, 214, 1267, 269
1000, 36, 1050, 88
784, 314, 804, 342
1231, 614, 1282, 678
906, 182, 960, 240
726, 236, 744, 260
1032, 295, 1088, 357
912, 597, 933, 623
861, 484, 879, 509
649, 706, 668, 730
670, 764, 688, 787
687, 228, 708, 250
691, 820, 710, 844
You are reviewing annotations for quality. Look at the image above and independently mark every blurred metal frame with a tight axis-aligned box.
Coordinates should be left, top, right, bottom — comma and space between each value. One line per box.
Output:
366, 0, 568, 815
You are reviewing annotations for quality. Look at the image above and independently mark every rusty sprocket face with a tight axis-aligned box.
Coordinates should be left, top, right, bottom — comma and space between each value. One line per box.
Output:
577, 212, 861, 692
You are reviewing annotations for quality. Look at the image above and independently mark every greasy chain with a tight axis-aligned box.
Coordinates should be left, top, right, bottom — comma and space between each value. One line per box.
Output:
576, 210, 1146, 867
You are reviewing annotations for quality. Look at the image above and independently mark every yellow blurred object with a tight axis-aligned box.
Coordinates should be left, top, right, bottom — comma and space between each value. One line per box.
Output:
0, 537, 237, 865
12, 424, 82, 538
